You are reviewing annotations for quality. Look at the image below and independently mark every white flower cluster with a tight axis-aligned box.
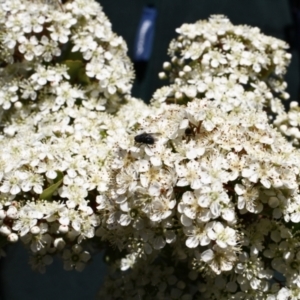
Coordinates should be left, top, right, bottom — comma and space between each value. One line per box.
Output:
1, 2, 300, 298
97, 17, 300, 299
0, 0, 136, 272
153, 15, 290, 117
98, 98, 300, 298
0, 0, 134, 114
0, 94, 153, 272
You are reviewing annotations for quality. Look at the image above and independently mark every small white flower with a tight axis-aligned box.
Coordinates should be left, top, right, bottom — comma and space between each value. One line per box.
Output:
120, 253, 138, 271
184, 224, 211, 248
62, 244, 91, 271
206, 221, 237, 248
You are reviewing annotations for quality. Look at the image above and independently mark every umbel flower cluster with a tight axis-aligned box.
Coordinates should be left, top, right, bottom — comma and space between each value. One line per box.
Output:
0, 0, 134, 115
0, 0, 147, 271
0, 1, 300, 299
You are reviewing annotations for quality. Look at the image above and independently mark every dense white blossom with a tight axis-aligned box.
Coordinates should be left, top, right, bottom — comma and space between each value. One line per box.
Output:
97, 15, 300, 300
1, 2, 300, 299
0, 0, 134, 114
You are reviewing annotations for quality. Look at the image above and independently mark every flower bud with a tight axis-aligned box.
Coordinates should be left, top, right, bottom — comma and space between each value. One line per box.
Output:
14, 101, 23, 109
54, 237, 66, 250
30, 226, 41, 235
0, 225, 11, 236
59, 224, 69, 234
163, 62, 171, 70
175, 91, 183, 99
158, 72, 167, 80
183, 65, 192, 73
6, 206, 18, 219
7, 233, 18, 243
178, 71, 185, 77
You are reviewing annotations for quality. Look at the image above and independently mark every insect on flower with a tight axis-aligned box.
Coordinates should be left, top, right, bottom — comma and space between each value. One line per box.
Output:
134, 132, 158, 145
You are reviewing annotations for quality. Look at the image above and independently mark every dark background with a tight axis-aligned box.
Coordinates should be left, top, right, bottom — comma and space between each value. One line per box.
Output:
0, 1, 299, 299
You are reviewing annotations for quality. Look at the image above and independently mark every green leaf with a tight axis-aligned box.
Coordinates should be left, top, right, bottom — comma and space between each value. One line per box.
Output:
63, 60, 90, 85
40, 171, 64, 201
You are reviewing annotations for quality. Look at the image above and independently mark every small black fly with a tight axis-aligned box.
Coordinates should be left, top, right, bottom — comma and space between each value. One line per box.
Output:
134, 132, 156, 145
